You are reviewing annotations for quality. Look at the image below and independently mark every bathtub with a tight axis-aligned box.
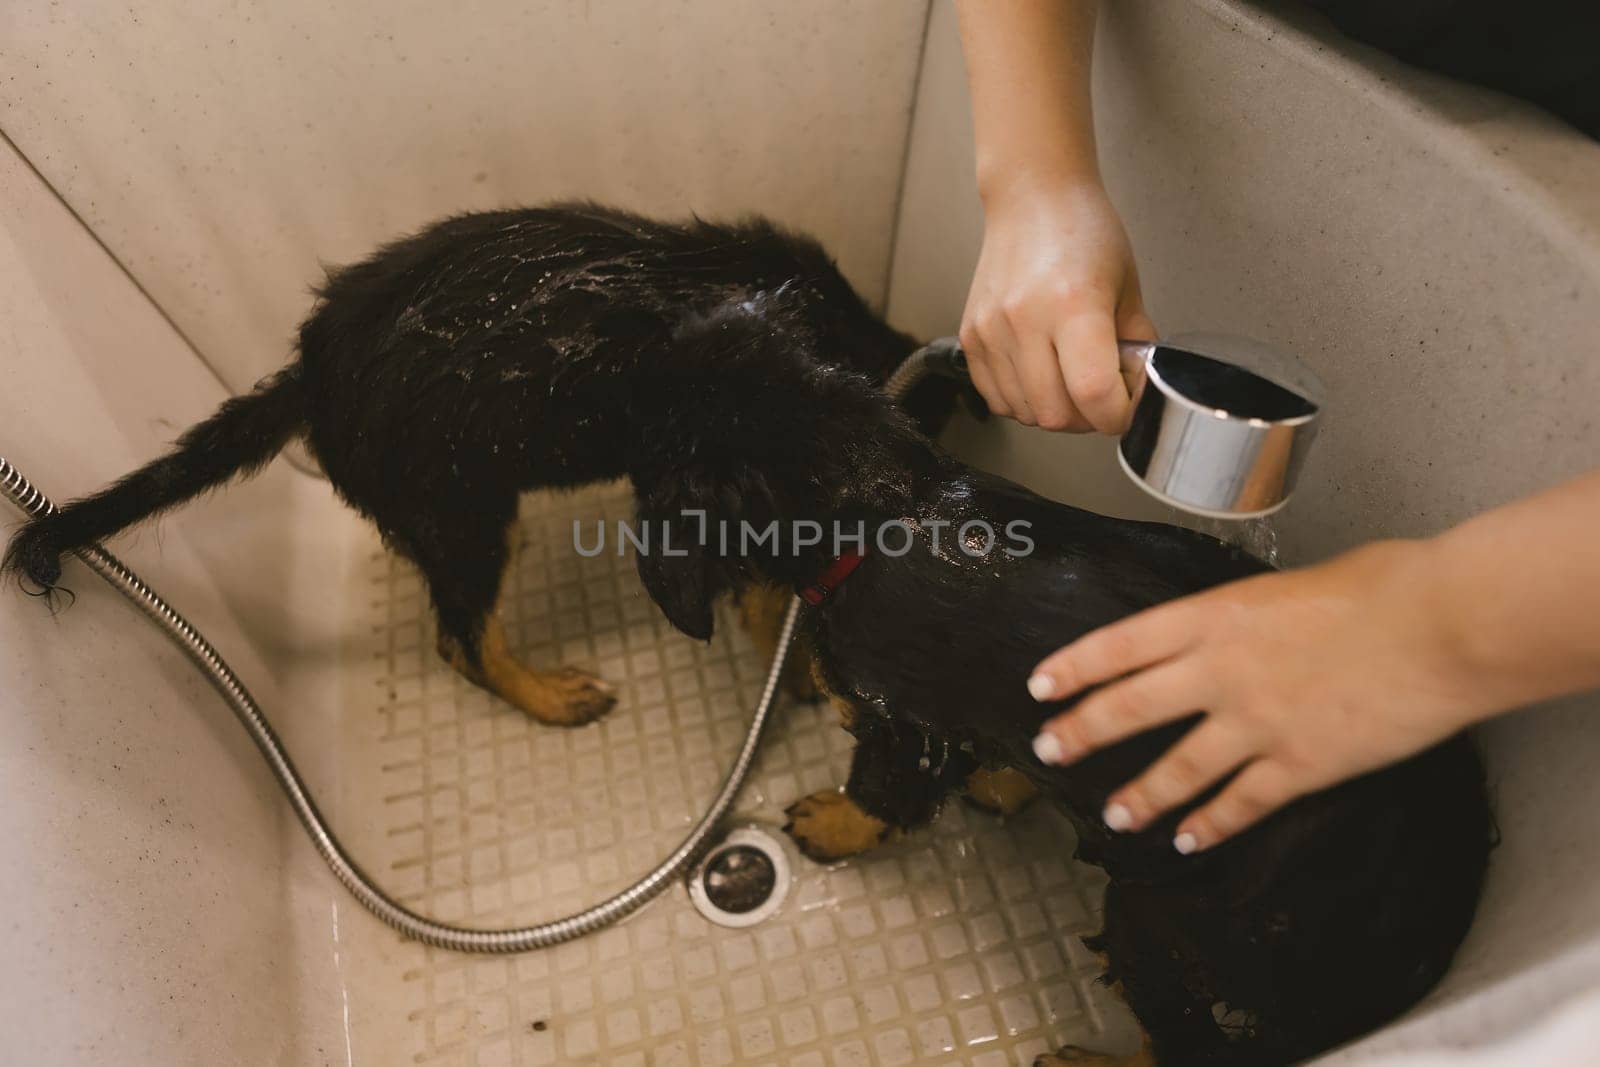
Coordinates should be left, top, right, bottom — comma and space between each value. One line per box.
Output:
2, 2, 1597, 1064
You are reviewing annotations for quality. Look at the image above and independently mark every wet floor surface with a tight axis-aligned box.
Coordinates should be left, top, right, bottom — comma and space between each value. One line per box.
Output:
335, 481, 1141, 1066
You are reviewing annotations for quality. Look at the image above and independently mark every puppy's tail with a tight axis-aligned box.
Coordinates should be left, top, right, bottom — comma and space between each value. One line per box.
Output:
3, 365, 307, 593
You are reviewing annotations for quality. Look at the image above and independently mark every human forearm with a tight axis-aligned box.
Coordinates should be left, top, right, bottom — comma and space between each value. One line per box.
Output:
1425, 468, 1600, 716
954, 0, 1153, 433
955, 0, 1103, 201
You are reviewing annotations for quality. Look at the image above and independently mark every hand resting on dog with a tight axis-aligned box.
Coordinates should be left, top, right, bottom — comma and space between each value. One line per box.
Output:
1031, 470, 1600, 853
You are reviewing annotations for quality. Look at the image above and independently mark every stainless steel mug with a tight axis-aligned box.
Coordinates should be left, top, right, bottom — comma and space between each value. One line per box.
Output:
1116, 333, 1323, 519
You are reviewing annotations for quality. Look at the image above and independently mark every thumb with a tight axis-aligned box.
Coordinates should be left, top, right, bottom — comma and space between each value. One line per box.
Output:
1115, 304, 1159, 400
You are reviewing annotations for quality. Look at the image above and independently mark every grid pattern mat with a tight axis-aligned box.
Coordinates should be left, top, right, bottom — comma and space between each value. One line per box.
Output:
336, 481, 1141, 1067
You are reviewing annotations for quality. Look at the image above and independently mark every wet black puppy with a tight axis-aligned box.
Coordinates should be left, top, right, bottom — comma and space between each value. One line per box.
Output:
2, 203, 946, 722
796, 471, 1490, 1067
4, 205, 1490, 1065
623, 319, 1491, 1066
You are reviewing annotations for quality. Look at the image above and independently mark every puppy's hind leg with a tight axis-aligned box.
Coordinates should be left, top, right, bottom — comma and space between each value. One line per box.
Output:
446, 614, 618, 727
403, 494, 616, 726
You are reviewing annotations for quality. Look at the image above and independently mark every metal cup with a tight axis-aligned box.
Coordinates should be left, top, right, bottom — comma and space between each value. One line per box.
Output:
1116, 333, 1323, 519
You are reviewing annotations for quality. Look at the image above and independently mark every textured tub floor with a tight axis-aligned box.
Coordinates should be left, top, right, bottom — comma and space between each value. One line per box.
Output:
335, 481, 1140, 1067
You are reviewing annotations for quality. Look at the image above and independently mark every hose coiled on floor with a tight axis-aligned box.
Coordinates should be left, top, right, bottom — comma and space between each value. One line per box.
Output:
0, 338, 951, 952
0, 452, 801, 950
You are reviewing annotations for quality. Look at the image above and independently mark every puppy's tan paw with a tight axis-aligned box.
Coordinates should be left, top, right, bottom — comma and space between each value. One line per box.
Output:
964, 766, 1040, 816
783, 790, 892, 862
519, 666, 617, 726
439, 618, 618, 726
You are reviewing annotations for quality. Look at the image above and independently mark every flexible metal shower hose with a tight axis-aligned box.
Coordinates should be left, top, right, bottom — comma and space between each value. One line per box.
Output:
0, 452, 796, 952
0, 341, 946, 952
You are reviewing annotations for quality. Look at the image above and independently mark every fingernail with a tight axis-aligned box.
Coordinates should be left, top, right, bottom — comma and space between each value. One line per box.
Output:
1173, 832, 1199, 855
1032, 732, 1065, 765
1103, 803, 1133, 832
1027, 673, 1056, 701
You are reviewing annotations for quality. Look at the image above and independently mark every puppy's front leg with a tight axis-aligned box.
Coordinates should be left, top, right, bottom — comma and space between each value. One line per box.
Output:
737, 582, 816, 702
784, 707, 976, 862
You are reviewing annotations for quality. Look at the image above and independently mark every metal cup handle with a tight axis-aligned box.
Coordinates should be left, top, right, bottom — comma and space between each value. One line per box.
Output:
1117, 339, 1159, 407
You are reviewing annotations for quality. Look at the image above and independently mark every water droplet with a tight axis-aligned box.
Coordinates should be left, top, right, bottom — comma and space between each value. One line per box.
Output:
1239, 516, 1281, 566
1193, 514, 1280, 566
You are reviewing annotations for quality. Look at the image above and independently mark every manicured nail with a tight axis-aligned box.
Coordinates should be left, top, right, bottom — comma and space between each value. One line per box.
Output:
1032, 732, 1065, 765
1103, 803, 1133, 832
1027, 673, 1056, 701
1173, 832, 1199, 855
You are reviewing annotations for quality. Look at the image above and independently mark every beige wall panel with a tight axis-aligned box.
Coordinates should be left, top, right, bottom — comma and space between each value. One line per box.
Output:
0, 135, 367, 1065
1, 1, 929, 391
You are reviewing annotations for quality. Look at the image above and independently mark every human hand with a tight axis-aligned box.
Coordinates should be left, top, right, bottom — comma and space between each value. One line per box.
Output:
960, 179, 1157, 432
1025, 540, 1498, 853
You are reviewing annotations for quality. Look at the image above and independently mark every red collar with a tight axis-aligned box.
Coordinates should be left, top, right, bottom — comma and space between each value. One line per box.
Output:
800, 548, 867, 605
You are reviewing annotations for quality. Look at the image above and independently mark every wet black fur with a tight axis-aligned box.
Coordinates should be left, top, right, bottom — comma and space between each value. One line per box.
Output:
641, 314, 1491, 1064
3, 203, 944, 661
3, 204, 1490, 1065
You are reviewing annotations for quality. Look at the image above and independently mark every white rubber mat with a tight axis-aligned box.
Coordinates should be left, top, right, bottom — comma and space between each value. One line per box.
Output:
336, 481, 1140, 1066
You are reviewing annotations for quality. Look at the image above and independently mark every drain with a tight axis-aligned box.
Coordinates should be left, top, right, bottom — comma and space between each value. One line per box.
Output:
704, 846, 776, 912
687, 827, 791, 927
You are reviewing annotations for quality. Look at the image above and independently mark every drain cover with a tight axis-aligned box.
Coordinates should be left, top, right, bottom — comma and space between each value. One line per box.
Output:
687, 827, 791, 927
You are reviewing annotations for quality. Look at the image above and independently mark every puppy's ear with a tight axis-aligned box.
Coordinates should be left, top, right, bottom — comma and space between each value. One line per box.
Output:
633, 507, 725, 641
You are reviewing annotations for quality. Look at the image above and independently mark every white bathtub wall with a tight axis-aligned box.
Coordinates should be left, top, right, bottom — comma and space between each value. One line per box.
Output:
7, 0, 1600, 1062
0, 135, 371, 1065
0, 0, 930, 393
888, 0, 1600, 1060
